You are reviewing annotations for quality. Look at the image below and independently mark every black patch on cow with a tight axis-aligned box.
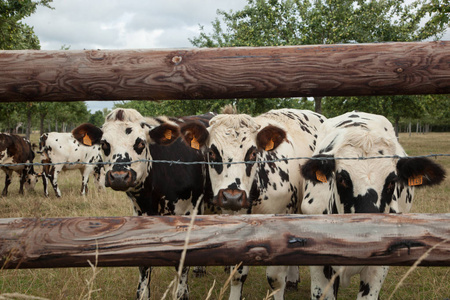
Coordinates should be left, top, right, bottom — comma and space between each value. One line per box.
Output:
244, 146, 257, 177
101, 140, 111, 156
379, 172, 397, 212
319, 137, 337, 154
126, 128, 133, 135
378, 150, 384, 155
227, 182, 239, 190
336, 120, 353, 127
359, 281, 370, 297
209, 144, 223, 175
112, 152, 132, 171
116, 109, 125, 121
348, 114, 359, 118
133, 137, 146, 155
257, 165, 270, 190
323, 266, 340, 298
278, 168, 289, 182
235, 178, 241, 186
336, 170, 379, 213
345, 122, 368, 129
227, 158, 232, 168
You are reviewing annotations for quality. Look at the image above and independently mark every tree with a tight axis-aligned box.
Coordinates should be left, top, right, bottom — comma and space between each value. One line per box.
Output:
1, 0, 53, 138
0, 0, 53, 50
190, 0, 449, 117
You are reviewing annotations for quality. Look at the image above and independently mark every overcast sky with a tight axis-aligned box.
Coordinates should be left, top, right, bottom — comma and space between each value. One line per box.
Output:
24, 0, 249, 112
24, 0, 449, 113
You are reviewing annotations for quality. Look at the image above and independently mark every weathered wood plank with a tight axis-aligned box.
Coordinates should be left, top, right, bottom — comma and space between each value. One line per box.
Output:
0, 41, 449, 102
1, 213, 449, 269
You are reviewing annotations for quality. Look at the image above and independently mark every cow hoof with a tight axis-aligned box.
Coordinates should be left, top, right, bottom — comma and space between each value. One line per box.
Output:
285, 280, 299, 291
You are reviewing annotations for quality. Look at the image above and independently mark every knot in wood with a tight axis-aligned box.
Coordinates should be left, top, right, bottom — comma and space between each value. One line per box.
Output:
248, 246, 269, 261
172, 56, 182, 65
395, 68, 404, 73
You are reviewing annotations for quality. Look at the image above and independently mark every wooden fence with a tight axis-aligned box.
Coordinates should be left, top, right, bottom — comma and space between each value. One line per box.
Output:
0, 41, 449, 269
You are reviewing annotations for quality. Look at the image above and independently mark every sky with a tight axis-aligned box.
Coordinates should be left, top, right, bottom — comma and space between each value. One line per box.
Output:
24, 0, 249, 112
24, 1, 449, 113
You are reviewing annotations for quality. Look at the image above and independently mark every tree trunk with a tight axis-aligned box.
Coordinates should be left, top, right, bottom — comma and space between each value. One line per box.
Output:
314, 96, 322, 114
26, 103, 32, 140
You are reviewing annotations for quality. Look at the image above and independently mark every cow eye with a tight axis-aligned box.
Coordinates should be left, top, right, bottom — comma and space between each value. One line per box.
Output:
248, 149, 258, 161
336, 173, 349, 188
208, 149, 216, 161
101, 140, 111, 156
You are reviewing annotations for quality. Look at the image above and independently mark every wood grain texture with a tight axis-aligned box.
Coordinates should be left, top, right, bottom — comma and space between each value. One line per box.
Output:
0, 41, 449, 102
1, 213, 449, 269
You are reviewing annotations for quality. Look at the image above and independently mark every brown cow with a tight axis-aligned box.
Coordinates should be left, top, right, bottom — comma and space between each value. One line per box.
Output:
0, 133, 38, 196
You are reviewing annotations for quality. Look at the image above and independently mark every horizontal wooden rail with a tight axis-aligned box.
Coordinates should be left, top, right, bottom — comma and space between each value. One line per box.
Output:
0, 41, 449, 102
1, 213, 448, 269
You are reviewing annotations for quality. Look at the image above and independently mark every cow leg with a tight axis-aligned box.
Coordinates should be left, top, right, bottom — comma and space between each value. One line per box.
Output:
80, 167, 91, 195
192, 266, 206, 277
42, 173, 49, 197
285, 265, 300, 291
266, 265, 288, 300
309, 265, 339, 300
175, 266, 190, 300
229, 265, 249, 300
19, 170, 27, 194
49, 165, 62, 197
136, 266, 152, 300
356, 266, 388, 300
2, 169, 12, 196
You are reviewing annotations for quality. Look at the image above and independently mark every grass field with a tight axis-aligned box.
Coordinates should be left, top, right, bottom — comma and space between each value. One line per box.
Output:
0, 132, 449, 299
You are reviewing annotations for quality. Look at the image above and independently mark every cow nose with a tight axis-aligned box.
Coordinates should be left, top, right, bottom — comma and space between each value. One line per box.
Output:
105, 170, 136, 191
215, 189, 249, 211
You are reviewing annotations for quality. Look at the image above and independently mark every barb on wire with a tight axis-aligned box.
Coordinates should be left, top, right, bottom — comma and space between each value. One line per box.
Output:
0, 154, 448, 168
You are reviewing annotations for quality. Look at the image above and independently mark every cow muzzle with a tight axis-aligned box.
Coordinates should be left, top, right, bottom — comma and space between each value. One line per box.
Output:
105, 170, 137, 191
214, 189, 250, 211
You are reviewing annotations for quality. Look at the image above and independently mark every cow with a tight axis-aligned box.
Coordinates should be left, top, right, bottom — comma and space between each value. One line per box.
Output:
300, 111, 446, 300
180, 108, 326, 300
72, 108, 216, 300
0, 133, 38, 196
38, 132, 105, 197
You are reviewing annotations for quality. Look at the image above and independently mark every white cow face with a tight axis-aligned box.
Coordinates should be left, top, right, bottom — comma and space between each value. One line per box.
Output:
72, 109, 179, 193
181, 114, 287, 212
301, 114, 446, 215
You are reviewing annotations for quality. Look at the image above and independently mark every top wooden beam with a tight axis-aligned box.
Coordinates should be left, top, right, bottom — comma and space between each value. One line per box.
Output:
0, 41, 449, 102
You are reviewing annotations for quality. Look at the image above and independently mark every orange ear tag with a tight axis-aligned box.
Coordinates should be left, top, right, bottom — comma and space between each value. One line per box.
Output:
164, 129, 172, 140
408, 175, 423, 186
265, 139, 274, 151
83, 134, 92, 146
316, 170, 327, 183
191, 136, 200, 150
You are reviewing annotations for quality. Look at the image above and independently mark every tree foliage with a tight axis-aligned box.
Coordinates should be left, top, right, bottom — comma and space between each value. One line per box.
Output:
188, 0, 449, 127
0, 0, 53, 50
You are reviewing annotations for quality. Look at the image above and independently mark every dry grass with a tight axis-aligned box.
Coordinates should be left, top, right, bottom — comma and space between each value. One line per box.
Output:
0, 132, 449, 299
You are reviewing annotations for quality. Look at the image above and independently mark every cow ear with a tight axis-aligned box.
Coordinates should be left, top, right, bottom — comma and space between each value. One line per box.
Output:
72, 123, 103, 146
180, 121, 209, 150
397, 157, 446, 187
256, 125, 286, 151
301, 155, 335, 183
148, 123, 180, 145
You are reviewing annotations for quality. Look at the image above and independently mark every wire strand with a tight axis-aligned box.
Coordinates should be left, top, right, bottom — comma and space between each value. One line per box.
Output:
1, 153, 448, 168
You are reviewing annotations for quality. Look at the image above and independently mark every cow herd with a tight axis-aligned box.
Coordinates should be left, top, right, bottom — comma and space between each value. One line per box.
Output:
0, 107, 446, 300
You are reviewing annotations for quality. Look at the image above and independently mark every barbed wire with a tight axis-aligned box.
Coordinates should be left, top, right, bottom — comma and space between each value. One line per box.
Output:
0, 153, 448, 168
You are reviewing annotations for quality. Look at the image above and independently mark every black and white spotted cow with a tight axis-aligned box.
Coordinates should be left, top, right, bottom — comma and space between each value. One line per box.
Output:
38, 132, 105, 197
300, 111, 446, 300
0, 133, 38, 196
180, 108, 326, 300
72, 108, 215, 300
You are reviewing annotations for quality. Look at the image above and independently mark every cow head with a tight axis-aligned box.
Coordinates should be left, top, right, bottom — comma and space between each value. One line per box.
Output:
181, 114, 287, 212
301, 113, 446, 215
72, 108, 179, 192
